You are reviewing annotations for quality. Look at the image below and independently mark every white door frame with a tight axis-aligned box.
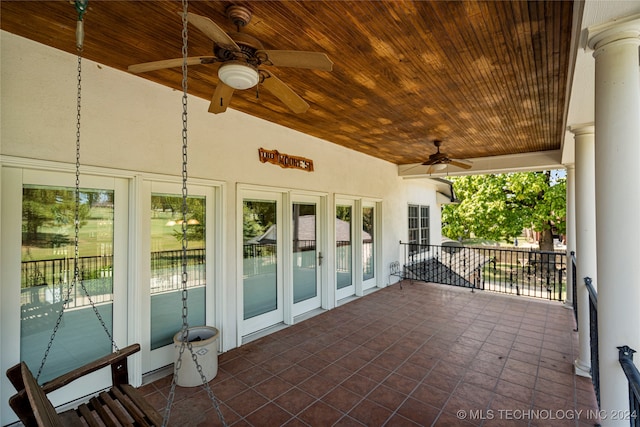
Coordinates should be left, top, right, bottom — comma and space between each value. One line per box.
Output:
335, 198, 356, 301
1, 166, 129, 423
290, 193, 325, 319
361, 200, 381, 292
139, 179, 217, 374
238, 189, 284, 337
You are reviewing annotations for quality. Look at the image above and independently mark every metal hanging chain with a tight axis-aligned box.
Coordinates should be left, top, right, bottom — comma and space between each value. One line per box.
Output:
70, 0, 118, 354
35, 49, 84, 380
162, 1, 226, 425
36, 0, 119, 381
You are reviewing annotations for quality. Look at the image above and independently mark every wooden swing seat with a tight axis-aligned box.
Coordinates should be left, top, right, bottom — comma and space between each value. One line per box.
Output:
6, 343, 163, 427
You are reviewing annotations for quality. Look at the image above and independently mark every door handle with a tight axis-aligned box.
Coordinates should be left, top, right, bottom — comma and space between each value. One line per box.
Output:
318, 251, 323, 266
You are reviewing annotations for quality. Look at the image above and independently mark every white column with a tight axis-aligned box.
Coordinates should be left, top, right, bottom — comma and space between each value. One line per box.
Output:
570, 124, 597, 378
588, 15, 640, 425
563, 164, 576, 310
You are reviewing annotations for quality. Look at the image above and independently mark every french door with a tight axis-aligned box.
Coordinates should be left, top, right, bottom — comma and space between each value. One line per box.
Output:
336, 199, 355, 300
140, 181, 215, 374
291, 195, 323, 317
361, 202, 377, 291
241, 190, 284, 336
1, 167, 128, 415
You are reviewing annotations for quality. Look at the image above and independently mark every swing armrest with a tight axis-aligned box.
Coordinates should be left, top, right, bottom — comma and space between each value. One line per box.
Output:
7, 344, 161, 427
6, 343, 140, 394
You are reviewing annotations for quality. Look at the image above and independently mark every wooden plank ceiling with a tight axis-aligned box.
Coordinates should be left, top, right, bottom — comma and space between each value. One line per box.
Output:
1, 1, 573, 166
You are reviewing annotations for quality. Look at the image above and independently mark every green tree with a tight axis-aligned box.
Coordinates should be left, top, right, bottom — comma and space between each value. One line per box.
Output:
22, 187, 91, 247
243, 201, 278, 241
151, 195, 205, 243
243, 204, 266, 241
442, 171, 565, 251
336, 205, 351, 222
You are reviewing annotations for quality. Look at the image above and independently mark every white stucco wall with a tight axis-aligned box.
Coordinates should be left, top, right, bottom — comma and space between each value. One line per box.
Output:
1, 31, 444, 424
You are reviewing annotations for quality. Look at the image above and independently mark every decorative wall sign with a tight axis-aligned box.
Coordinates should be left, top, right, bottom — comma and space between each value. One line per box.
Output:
258, 148, 314, 172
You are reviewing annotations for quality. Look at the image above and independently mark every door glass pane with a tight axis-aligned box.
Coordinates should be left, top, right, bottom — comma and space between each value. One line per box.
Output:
293, 203, 317, 303
21, 185, 114, 382
243, 200, 277, 319
363, 206, 374, 281
336, 205, 352, 289
150, 194, 205, 350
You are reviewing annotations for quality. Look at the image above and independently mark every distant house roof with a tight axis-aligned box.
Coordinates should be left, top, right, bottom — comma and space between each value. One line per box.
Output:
246, 215, 371, 244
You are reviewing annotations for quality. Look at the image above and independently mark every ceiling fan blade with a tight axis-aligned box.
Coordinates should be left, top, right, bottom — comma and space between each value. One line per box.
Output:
258, 50, 333, 71
128, 56, 217, 73
208, 82, 235, 114
449, 159, 473, 169
261, 72, 310, 114
185, 12, 240, 51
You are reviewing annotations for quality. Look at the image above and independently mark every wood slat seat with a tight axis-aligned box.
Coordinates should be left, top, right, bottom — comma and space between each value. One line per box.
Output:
7, 343, 163, 427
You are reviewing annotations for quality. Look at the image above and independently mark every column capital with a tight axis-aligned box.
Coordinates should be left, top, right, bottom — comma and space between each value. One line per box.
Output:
568, 123, 594, 136
587, 14, 640, 51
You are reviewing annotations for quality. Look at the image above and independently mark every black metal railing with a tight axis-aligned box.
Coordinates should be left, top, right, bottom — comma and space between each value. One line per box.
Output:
571, 251, 577, 328
617, 346, 640, 426
585, 276, 600, 408
400, 242, 567, 301
21, 249, 206, 309
150, 248, 206, 293
336, 241, 351, 273
21, 254, 114, 310
243, 243, 277, 277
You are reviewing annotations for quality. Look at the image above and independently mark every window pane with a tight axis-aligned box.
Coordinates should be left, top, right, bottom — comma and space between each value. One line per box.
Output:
408, 204, 419, 244
362, 206, 374, 281
293, 203, 317, 303
150, 194, 205, 350
420, 206, 430, 245
21, 185, 114, 382
243, 200, 278, 319
336, 205, 352, 289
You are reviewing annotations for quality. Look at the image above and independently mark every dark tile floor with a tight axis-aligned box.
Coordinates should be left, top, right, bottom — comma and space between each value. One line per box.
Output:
139, 282, 599, 426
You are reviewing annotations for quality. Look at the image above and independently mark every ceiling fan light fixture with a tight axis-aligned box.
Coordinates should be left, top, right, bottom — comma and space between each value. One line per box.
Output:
432, 163, 448, 171
218, 61, 259, 90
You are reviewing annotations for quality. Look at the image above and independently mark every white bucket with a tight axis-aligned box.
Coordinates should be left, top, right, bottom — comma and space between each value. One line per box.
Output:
173, 326, 219, 387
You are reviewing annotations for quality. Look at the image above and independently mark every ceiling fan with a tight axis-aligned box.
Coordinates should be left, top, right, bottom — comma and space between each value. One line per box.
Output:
128, 5, 333, 114
422, 140, 473, 173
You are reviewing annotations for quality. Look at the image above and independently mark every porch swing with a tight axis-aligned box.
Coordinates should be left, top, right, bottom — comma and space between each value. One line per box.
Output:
6, 1, 225, 426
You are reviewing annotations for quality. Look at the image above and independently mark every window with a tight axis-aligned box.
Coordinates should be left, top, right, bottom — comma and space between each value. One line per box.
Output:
408, 204, 430, 246
21, 184, 115, 382
150, 193, 206, 350
362, 206, 374, 281
420, 206, 430, 245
